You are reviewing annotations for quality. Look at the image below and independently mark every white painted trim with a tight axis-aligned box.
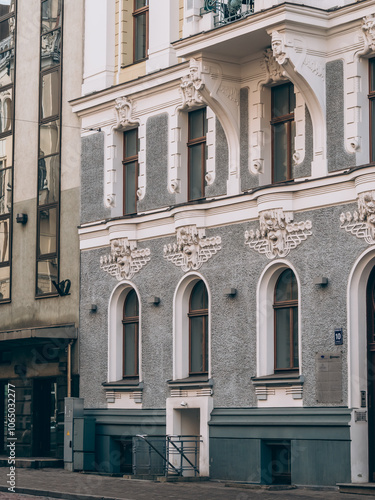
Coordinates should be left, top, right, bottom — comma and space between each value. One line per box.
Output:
173, 272, 211, 380
347, 246, 375, 483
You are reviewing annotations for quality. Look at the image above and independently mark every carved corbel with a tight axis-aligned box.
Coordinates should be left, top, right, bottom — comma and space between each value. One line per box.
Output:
360, 14, 375, 57
114, 97, 139, 130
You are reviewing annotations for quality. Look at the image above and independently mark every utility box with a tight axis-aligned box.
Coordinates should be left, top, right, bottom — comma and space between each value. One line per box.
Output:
64, 397, 84, 470
73, 417, 96, 471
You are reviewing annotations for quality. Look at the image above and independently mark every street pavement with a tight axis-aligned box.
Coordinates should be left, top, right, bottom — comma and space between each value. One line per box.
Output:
0, 468, 375, 500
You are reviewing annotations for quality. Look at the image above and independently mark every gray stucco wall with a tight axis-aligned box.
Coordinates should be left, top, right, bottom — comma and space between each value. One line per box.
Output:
326, 60, 355, 172
81, 132, 110, 224
79, 201, 368, 410
138, 113, 175, 212
205, 118, 227, 198
293, 106, 313, 179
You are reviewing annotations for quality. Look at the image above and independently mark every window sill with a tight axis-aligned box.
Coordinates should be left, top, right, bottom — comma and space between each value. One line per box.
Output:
167, 375, 213, 390
102, 379, 143, 391
251, 373, 304, 401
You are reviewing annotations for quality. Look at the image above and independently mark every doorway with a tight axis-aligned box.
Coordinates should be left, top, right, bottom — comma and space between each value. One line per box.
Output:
367, 266, 375, 482
32, 378, 57, 457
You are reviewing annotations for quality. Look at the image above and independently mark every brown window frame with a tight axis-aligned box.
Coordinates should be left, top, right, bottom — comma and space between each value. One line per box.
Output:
188, 280, 208, 375
187, 108, 206, 202
122, 129, 138, 215
271, 82, 295, 183
133, 0, 149, 63
122, 289, 139, 379
369, 59, 375, 163
273, 269, 299, 372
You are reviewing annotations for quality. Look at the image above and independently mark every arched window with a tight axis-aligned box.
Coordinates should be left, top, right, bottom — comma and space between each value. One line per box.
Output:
188, 280, 208, 374
122, 289, 139, 378
273, 269, 298, 371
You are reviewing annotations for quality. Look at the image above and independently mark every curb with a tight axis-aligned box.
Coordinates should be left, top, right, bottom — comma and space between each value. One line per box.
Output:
0, 485, 124, 500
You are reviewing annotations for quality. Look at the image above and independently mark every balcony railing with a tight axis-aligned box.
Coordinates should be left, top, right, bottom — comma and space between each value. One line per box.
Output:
201, 0, 254, 27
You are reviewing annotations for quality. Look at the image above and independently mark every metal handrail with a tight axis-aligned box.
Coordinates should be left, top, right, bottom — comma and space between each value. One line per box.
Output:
201, 0, 254, 27
135, 435, 181, 476
167, 436, 200, 475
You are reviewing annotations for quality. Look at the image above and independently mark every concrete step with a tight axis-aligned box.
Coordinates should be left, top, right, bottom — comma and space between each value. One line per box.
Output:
0, 456, 63, 468
122, 474, 208, 482
338, 483, 375, 495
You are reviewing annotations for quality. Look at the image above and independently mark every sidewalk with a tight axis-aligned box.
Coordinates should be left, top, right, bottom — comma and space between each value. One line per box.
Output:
1, 468, 375, 500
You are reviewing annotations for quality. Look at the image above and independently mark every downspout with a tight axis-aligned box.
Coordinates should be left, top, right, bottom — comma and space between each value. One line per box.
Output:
67, 340, 74, 397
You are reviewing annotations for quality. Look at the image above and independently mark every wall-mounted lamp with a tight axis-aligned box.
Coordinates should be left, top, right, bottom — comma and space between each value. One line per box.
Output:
90, 304, 98, 313
180, 401, 188, 407
313, 277, 328, 286
224, 287, 237, 297
148, 296, 160, 305
16, 213, 28, 224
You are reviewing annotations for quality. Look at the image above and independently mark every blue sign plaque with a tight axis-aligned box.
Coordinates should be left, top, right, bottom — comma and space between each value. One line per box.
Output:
335, 328, 343, 345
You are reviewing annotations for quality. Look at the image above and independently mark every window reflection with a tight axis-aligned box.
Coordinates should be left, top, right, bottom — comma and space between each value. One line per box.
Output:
38, 207, 57, 256
38, 155, 59, 205
41, 29, 60, 69
39, 120, 60, 156
0, 217, 8, 262
41, 0, 62, 32
0, 264, 9, 300
0, 136, 12, 166
0, 167, 11, 215
41, 71, 59, 119
0, 87, 12, 133
37, 258, 58, 295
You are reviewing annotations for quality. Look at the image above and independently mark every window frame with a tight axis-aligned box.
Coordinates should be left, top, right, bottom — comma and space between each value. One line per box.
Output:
271, 82, 295, 183
187, 108, 206, 202
133, 0, 149, 64
369, 58, 375, 163
188, 280, 208, 375
273, 269, 299, 372
122, 289, 139, 379
122, 128, 138, 216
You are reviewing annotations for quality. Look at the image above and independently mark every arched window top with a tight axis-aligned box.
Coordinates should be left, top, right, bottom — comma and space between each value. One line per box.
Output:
275, 269, 298, 303
190, 280, 208, 312
123, 288, 139, 319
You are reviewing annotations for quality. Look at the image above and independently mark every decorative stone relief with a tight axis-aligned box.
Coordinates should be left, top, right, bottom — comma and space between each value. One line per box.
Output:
340, 191, 375, 244
263, 48, 287, 83
164, 225, 221, 272
245, 209, 312, 259
114, 97, 138, 129
180, 59, 205, 109
100, 238, 151, 280
361, 14, 375, 55
271, 31, 289, 65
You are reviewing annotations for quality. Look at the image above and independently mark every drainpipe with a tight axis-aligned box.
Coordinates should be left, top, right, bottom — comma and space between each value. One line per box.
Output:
67, 340, 73, 397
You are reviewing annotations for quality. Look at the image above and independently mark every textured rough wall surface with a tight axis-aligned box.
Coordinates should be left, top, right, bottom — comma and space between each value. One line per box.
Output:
293, 106, 313, 179
79, 202, 367, 409
139, 113, 175, 212
206, 118, 227, 198
326, 60, 354, 172
81, 133, 110, 224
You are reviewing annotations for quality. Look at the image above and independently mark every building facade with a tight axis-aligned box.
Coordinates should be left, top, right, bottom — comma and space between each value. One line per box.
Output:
73, 0, 375, 485
0, 0, 83, 459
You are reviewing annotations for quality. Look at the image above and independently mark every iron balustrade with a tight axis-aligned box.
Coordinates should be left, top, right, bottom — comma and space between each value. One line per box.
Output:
133, 434, 202, 477
202, 0, 254, 27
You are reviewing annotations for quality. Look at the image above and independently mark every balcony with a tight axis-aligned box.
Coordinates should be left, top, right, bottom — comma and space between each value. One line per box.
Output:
201, 0, 254, 27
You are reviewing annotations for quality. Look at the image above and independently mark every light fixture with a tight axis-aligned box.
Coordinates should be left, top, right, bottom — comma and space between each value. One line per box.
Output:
180, 401, 187, 407
90, 304, 98, 313
313, 277, 328, 286
224, 287, 237, 297
148, 296, 160, 305
16, 213, 28, 224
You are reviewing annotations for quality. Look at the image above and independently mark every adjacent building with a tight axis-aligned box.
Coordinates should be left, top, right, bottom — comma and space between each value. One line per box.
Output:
74, 0, 375, 486
0, 0, 83, 459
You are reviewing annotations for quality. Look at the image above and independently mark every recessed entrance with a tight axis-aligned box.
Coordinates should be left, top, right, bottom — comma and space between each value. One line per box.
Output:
367, 267, 375, 482
33, 378, 58, 457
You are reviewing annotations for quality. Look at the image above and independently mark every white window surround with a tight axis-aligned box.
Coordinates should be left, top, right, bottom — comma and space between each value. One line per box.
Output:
105, 120, 145, 217
256, 260, 302, 378
169, 106, 216, 202
347, 247, 375, 483
173, 272, 211, 380
108, 281, 142, 383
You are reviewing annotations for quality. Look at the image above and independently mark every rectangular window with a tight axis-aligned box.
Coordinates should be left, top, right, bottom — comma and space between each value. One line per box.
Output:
36, 0, 62, 297
271, 83, 295, 183
123, 129, 138, 215
188, 108, 206, 201
0, 3, 16, 303
133, 0, 148, 63
370, 59, 375, 162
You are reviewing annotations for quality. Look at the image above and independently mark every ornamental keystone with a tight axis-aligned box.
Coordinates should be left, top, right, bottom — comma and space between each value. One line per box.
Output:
164, 225, 221, 272
100, 238, 150, 281
245, 209, 312, 259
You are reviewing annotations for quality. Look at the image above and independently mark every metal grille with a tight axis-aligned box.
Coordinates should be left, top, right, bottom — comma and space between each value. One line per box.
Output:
202, 0, 254, 27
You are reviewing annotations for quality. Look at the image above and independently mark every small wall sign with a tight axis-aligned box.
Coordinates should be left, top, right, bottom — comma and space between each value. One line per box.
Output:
335, 328, 343, 345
